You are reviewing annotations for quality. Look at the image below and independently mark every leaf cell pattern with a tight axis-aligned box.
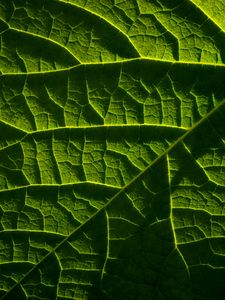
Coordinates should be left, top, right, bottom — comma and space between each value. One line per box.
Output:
1, 0, 225, 299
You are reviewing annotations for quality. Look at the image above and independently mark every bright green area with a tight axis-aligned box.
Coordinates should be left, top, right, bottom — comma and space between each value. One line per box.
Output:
1, 0, 225, 299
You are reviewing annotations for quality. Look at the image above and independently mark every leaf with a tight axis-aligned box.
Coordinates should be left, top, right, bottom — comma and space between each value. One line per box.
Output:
1, 0, 225, 299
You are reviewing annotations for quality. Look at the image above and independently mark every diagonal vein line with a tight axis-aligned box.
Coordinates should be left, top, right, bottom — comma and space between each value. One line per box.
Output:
54, 0, 140, 58
1, 97, 225, 299
8, 28, 80, 65
189, 0, 225, 33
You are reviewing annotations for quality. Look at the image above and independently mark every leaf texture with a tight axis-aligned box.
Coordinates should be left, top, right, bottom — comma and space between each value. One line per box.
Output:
1, 0, 225, 299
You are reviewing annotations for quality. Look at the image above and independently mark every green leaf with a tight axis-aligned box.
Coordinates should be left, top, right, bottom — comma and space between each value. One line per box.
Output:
1, 0, 225, 299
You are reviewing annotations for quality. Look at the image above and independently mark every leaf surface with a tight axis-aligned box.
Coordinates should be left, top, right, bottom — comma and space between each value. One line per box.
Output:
1, 0, 225, 299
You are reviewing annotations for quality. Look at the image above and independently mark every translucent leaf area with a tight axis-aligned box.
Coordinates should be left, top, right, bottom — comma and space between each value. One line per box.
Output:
1, 0, 225, 299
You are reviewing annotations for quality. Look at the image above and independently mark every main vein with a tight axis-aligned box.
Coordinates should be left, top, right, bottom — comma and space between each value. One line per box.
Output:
1, 97, 225, 299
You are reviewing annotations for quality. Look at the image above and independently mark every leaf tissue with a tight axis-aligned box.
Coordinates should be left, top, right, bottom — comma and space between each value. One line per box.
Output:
1, 0, 225, 299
